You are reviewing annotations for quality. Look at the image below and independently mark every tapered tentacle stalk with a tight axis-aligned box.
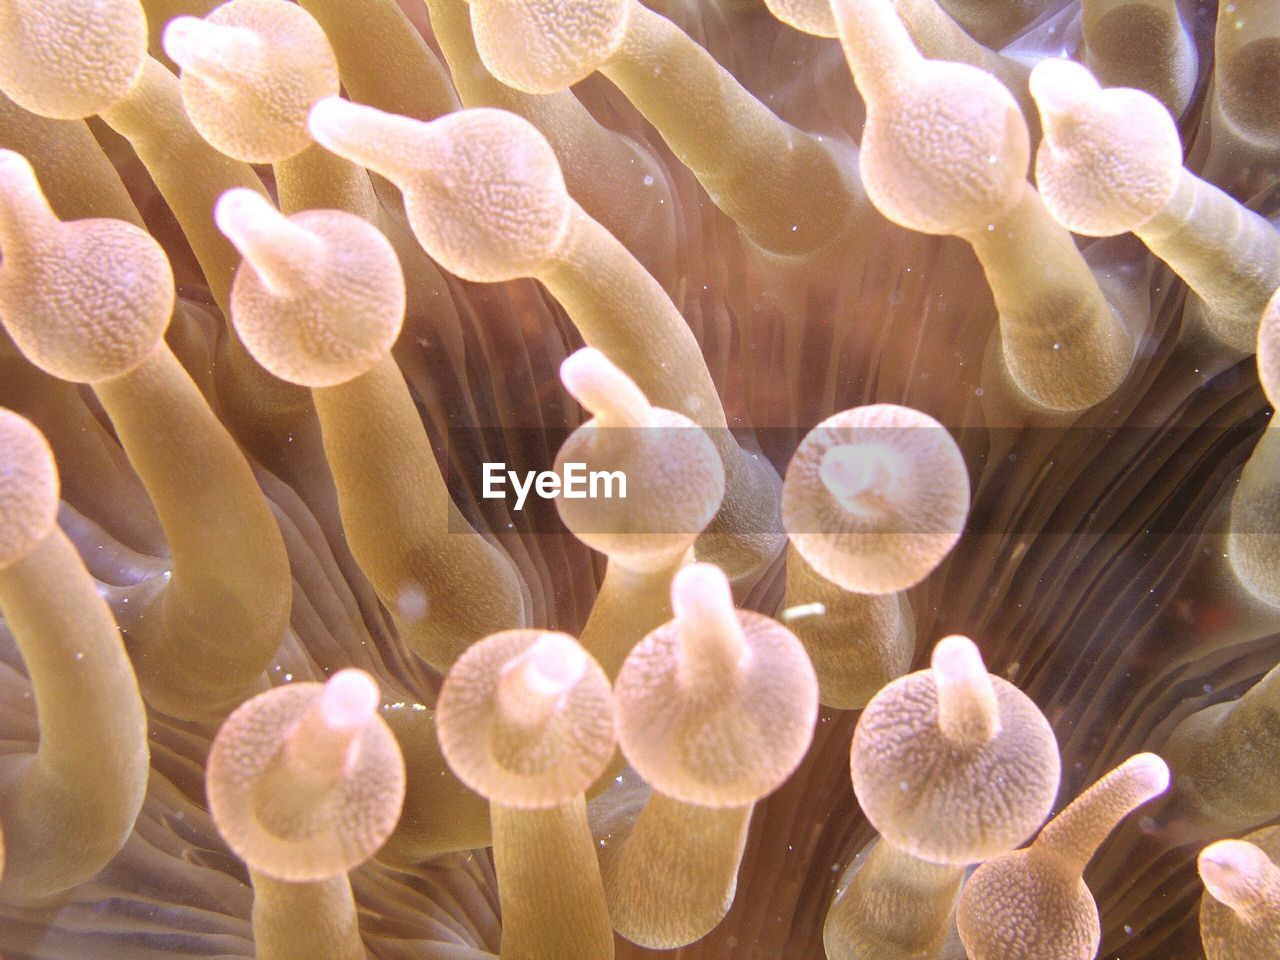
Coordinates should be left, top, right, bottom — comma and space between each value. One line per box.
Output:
1163, 661, 1280, 834
0, 410, 149, 900
602, 793, 754, 949
1081, 0, 1197, 118
605, 564, 818, 947
375, 704, 492, 864
307, 99, 786, 581
962, 185, 1136, 413
0, 90, 143, 226
1031, 57, 1280, 354
93, 346, 293, 715
463, 0, 865, 258
437, 631, 618, 960
823, 839, 966, 960
765, 0, 1033, 116
1198, 828, 1280, 960
1212, 0, 1280, 151
218, 188, 528, 671
299, 0, 459, 122
780, 548, 914, 710
833, 0, 1134, 411
956, 754, 1170, 960
1228, 287, 1280, 606
250, 872, 365, 960
935, 0, 1059, 48
0, 151, 290, 719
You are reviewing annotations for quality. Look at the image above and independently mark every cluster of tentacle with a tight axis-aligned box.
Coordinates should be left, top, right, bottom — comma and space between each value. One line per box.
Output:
0, 0, 1278, 959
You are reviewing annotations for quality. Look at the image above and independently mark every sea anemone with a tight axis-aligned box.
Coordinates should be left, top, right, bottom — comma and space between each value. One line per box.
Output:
0, 0, 1278, 958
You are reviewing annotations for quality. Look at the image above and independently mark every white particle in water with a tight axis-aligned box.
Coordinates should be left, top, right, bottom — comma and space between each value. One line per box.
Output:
781, 602, 826, 621
396, 584, 430, 622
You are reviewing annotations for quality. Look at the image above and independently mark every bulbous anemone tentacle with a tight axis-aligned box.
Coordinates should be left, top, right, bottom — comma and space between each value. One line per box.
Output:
0, 409, 149, 900
956, 753, 1170, 960
0, 151, 290, 719
605, 563, 818, 947
207, 669, 405, 881
421, 0, 676, 285
783, 403, 970, 595
832, 0, 1135, 412
164, 0, 340, 164
555, 347, 724, 677
0, 0, 147, 119
437, 630, 617, 960
852, 635, 1061, 864
1198, 828, 1280, 960
1031, 57, 1280, 353
219, 188, 528, 671
208, 669, 404, 960
465, 0, 865, 258
0, 0, 1273, 956
166, 0, 383, 238
307, 99, 785, 582
781, 403, 964, 708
